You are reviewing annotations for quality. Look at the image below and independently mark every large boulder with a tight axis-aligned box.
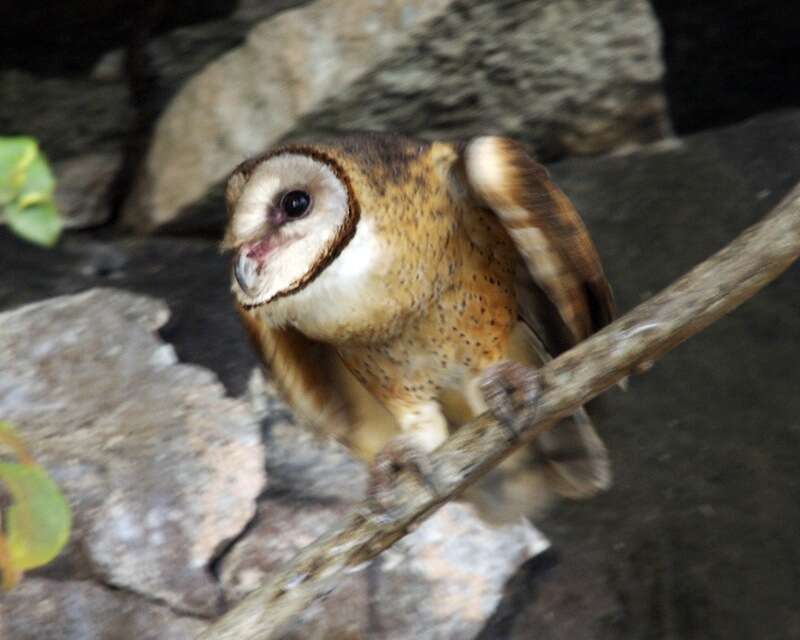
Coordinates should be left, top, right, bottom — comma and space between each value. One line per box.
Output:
123, 0, 670, 230
291, 0, 669, 157
53, 151, 123, 229
0, 578, 207, 640
0, 69, 130, 162
220, 396, 551, 640
0, 289, 265, 616
0, 234, 260, 396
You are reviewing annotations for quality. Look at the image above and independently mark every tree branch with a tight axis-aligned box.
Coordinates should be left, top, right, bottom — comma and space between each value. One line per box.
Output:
200, 182, 800, 640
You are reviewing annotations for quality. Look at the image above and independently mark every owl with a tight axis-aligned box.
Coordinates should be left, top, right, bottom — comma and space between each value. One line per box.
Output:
223, 133, 615, 521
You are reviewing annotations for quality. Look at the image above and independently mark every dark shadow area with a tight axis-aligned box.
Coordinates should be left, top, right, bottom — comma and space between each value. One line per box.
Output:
0, 0, 237, 75
476, 550, 561, 639
652, 0, 800, 133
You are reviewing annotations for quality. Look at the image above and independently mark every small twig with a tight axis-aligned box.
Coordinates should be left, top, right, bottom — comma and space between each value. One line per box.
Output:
200, 182, 800, 640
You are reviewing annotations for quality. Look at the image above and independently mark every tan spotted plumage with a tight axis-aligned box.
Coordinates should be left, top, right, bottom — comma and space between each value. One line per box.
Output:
224, 133, 616, 520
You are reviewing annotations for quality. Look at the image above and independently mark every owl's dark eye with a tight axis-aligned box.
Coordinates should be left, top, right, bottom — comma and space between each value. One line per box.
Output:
281, 190, 312, 219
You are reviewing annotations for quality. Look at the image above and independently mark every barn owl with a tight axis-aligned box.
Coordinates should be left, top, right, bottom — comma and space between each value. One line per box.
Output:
222, 133, 615, 521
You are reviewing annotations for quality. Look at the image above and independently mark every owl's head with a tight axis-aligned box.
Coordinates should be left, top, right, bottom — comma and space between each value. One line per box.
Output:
222, 147, 360, 307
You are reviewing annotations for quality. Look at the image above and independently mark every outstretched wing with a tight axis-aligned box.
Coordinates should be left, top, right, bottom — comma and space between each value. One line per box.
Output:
462, 136, 615, 350
458, 136, 615, 502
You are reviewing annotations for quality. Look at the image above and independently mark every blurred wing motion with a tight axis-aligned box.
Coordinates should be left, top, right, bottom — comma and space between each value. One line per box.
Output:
463, 136, 615, 348
237, 307, 398, 456
461, 136, 616, 502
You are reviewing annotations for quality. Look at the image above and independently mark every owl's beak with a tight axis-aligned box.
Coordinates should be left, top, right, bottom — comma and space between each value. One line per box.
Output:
234, 251, 260, 297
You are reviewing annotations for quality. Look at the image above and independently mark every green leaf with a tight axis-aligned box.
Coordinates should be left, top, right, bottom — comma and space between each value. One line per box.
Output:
0, 136, 62, 246
19, 150, 56, 203
4, 200, 63, 247
0, 137, 38, 206
0, 464, 71, 569
0, 422, 71, 590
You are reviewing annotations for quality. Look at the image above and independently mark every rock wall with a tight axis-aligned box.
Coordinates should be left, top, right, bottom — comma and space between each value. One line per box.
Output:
2, 2, 800, 638
122, 0, 669, 230
2, 109, 799, 638
4, 2, 799, 231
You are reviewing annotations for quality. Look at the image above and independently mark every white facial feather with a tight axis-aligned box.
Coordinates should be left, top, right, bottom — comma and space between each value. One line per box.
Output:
324, 215, 381, 280
233, 172, 280, 240
230, 154, 350, 305
264, 216, 389, 340
229, 152, 401, 342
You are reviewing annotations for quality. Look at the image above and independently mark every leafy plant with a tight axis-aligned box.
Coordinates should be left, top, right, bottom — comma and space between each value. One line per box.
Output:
0, 421, 71, 590
0, 137, 62, 246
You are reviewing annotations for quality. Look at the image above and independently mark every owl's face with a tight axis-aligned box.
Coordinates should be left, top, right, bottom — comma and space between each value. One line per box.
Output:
223, 151, 359, 307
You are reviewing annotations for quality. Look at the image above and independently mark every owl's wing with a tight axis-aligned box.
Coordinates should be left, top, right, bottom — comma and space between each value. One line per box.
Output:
461, 136, 615, 351
458, 136, 615, 500
237, 306, 397, 458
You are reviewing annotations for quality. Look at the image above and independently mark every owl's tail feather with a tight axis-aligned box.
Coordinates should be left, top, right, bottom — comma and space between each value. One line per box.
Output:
535, 406, 612, 499
464, 407, 611, 523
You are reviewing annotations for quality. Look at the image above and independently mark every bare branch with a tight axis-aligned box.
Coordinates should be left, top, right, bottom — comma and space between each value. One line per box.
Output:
200, 182, 800, 640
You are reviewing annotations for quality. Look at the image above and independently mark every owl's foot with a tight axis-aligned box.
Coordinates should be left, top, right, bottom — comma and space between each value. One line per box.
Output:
367, 435, 441, 521
479, 361, 541, 440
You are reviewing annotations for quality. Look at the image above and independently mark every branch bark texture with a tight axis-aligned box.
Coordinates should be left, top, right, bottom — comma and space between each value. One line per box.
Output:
201, 182, 800, 640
